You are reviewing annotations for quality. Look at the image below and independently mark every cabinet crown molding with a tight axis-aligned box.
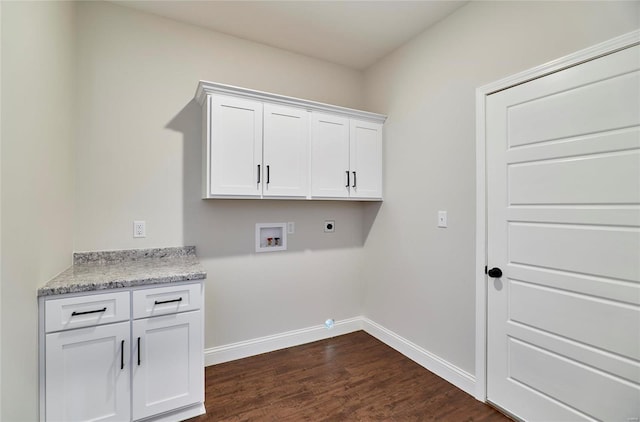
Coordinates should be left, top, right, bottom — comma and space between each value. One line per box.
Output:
195, 80, 386, 124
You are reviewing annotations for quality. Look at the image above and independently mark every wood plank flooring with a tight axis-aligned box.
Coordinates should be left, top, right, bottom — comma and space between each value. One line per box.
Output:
188, 331, 510, 421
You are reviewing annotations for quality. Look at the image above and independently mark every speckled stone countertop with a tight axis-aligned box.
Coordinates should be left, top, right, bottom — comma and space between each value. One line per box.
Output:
37, 246, 207, 297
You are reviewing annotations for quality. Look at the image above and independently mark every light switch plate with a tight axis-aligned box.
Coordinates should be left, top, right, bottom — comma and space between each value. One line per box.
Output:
438, 211, 447, 228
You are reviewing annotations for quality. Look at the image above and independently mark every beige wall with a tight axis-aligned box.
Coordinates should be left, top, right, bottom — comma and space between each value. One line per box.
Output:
0, 2, 3, 415
362, 0, 640, 375
1, 1, 76, 420
1, 2, 3, 414
4, 1, 639, 418
74, 1, 367, 349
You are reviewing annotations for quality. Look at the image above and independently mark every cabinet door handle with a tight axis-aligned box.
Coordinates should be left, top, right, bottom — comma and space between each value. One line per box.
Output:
345, 171, 350, 188
137, 337, 141, 366
267, 165, 270, 184
71, 307, 107, 316
120, 339, 125, 370
154, 297, 182, 305
352, 171, 357, 188
257, 164, 261, 184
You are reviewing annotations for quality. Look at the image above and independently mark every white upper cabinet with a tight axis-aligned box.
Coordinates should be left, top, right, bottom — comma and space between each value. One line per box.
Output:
207, 95, 263, 197
349, 119, 383, 199
310, 113, 350, 198
263, 103, 309, 197
196, 81, 386, 200
310, 114, 383, 199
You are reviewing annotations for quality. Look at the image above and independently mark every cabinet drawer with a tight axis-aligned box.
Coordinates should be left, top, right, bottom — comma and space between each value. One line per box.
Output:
45, 291, 130, 333
133, 283, 201, 319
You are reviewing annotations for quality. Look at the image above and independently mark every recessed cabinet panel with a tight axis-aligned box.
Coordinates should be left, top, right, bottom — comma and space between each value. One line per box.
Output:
350, 120, 383, 199
209, 95, 263, 197
310, 113, 350, 198
263, 104, 309, 197
132, 311, 203, 420
45, 322, 130, 422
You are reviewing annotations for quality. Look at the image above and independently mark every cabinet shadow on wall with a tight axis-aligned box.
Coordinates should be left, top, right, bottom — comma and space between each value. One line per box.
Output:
166, 100, 381, 260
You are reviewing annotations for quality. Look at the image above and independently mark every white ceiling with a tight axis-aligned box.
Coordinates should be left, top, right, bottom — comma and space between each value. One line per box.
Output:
112, 1, 468, 70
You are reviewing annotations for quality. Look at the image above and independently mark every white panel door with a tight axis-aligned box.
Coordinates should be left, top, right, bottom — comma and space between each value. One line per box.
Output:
349, 120, 382, 199
209, 94, 263, 197
310, 112, 350, 198
46, 322, 130, 422
486, 45, 640, 421
263, 103, 309, 197
132, 311, 203, 421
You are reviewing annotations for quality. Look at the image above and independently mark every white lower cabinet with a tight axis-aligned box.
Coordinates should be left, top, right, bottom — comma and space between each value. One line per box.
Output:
45, 322, 131, 422
132, 311, 203, 420
40, 283, 205, 422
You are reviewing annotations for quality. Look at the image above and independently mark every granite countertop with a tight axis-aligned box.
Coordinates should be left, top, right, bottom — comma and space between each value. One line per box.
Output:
37, 246, 207, 297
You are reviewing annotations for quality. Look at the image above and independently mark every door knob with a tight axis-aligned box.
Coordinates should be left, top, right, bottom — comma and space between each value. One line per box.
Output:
487, 267, 503, 278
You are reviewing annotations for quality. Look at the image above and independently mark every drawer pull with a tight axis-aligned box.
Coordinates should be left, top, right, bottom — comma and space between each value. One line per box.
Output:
71, 307, 107, 316
120, 340, 125, 370
137, 337, 141, 366
154, 297, 183, 305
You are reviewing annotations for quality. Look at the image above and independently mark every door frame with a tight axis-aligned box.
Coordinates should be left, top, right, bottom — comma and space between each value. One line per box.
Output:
473, 29, 640, 401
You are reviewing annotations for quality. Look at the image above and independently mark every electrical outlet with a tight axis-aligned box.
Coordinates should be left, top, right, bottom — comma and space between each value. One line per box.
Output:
324, 220, 335, 233
287, 222, 295, 234
438, 211, 447, 228
133, 220, 146, 238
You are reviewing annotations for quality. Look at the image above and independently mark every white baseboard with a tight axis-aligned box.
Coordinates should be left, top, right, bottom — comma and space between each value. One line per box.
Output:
139, 403, 205, 422
204, 316, 364, 366
362, 318, 476, 396
204, 316, 476, 397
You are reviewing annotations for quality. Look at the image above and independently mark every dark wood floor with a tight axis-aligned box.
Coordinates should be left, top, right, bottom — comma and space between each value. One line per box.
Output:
189, 331, 510, 421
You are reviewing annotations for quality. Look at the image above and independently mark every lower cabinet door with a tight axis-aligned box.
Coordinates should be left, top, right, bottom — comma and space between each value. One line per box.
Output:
45, 322, 130, 422
132, 311, 203, 420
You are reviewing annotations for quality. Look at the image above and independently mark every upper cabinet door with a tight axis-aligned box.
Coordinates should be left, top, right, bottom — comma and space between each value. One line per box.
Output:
350, 120, 383, 199
310, 113, 350, 198
263, 104, 309, 197
208, 94, 263, 197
